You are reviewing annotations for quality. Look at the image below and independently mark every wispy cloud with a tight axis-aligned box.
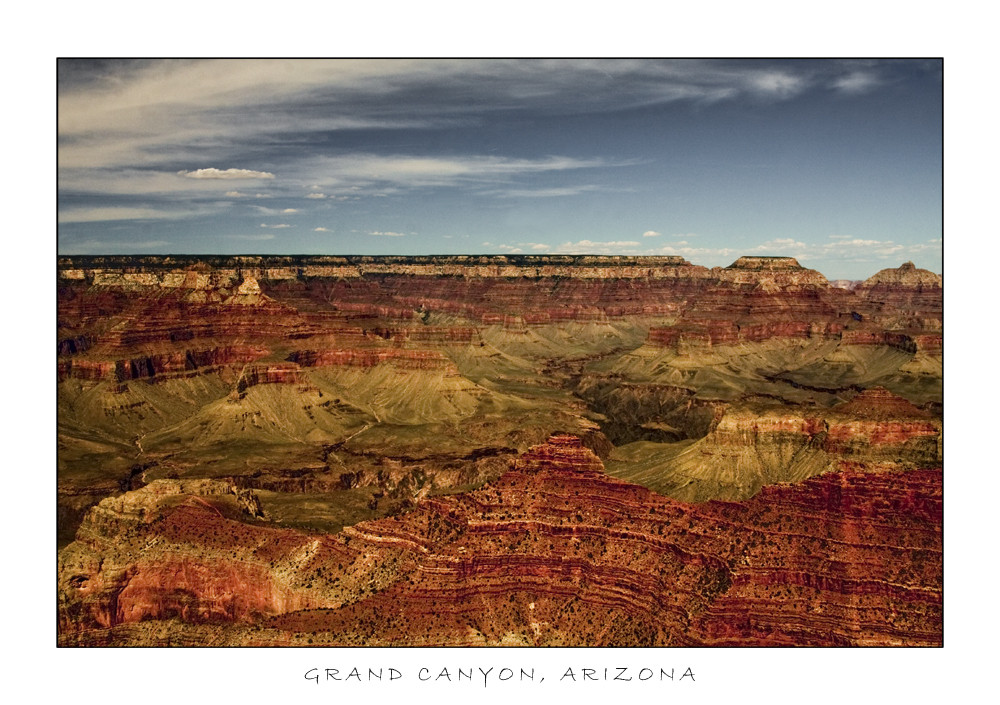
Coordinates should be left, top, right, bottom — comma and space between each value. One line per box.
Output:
745, 70, 804, 98
369, 230, 406, 237
314, 227, 331, 232
483, 185, 602, 198
260, 223, 293, 229
61, 59, 861, 183
180, 168, 275, 180
303, 154, 616, 193
832, 71, 880, 95
642, 230, 662, 238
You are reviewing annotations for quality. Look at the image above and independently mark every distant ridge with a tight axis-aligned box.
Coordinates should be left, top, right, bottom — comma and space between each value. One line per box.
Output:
57, 254, 937, 281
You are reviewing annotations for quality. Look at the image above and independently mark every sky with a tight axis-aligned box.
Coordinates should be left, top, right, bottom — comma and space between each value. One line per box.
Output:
57, 58, 942, 279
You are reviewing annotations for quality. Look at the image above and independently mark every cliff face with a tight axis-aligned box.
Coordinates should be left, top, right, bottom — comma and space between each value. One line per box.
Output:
58, 437, 941, 646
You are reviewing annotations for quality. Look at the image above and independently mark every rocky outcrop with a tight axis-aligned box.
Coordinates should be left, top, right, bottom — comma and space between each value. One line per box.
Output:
58, 480, 342, 632
576, 379, 726, 444
861, 261, 942, 288
58, 437, 941, 646
857, 262, 943, 329
235, 364, 309, 392
288, 348, 455, 371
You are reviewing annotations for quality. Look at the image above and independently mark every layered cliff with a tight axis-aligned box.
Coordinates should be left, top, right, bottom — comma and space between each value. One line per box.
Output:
58, 436, 941, 646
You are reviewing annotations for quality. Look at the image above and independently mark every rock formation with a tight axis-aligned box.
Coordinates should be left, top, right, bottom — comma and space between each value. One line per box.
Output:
56, 254, 943, 646
58, 436, 941, 646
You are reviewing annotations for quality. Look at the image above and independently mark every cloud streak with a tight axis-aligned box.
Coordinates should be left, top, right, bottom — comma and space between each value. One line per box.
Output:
180, 168, 275, 179
303, 154, 618, 192
59, 59, 891, 177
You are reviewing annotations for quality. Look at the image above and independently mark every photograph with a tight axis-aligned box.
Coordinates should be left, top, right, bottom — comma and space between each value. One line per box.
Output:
56, 59, 942, 650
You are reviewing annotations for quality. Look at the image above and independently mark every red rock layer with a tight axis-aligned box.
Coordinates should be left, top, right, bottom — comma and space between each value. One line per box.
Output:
857, 262, 943, 328
236, 363, 309, 390
57, 345, 270, 382
58, 437, 942, 646
288, 438, 940, 646
60, 257, 942, 360
288, 348, 455, 370
708, 390, 940, 461
59, 493, 342, 632
647, 320, 845, 348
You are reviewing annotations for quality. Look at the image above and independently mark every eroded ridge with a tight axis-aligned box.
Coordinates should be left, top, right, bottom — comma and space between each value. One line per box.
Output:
58, 436, 941, 647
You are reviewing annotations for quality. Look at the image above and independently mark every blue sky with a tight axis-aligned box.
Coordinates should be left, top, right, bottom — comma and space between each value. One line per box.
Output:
57, 59, 941, 279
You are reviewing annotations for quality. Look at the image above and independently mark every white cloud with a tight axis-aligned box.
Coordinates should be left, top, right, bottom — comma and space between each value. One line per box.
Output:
720, 234, 938, 268
553, 239, 641, 254
179, 168, 275, 180
314, 227, 331, 232
259, 223, 292, 229
753, 238, 807, 251
746, 70, 804, 98
252, 206, 289, 215
225, 190, 247, 197
642, 230, 662, 238
369, 231, 406, 237
485, 185, 601, 198
652, 244, 738, 260
828, 238, 882, 248
832, 71, 880, 95
306, 193, 327, 199
529, 243, 551, 251
281, 208, 298, 213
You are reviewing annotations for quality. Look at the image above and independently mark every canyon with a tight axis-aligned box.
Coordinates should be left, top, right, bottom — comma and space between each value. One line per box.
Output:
56, 254, 942, 646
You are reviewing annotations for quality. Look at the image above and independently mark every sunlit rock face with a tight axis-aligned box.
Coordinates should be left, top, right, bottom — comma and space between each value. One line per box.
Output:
57, 255, 942, 646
